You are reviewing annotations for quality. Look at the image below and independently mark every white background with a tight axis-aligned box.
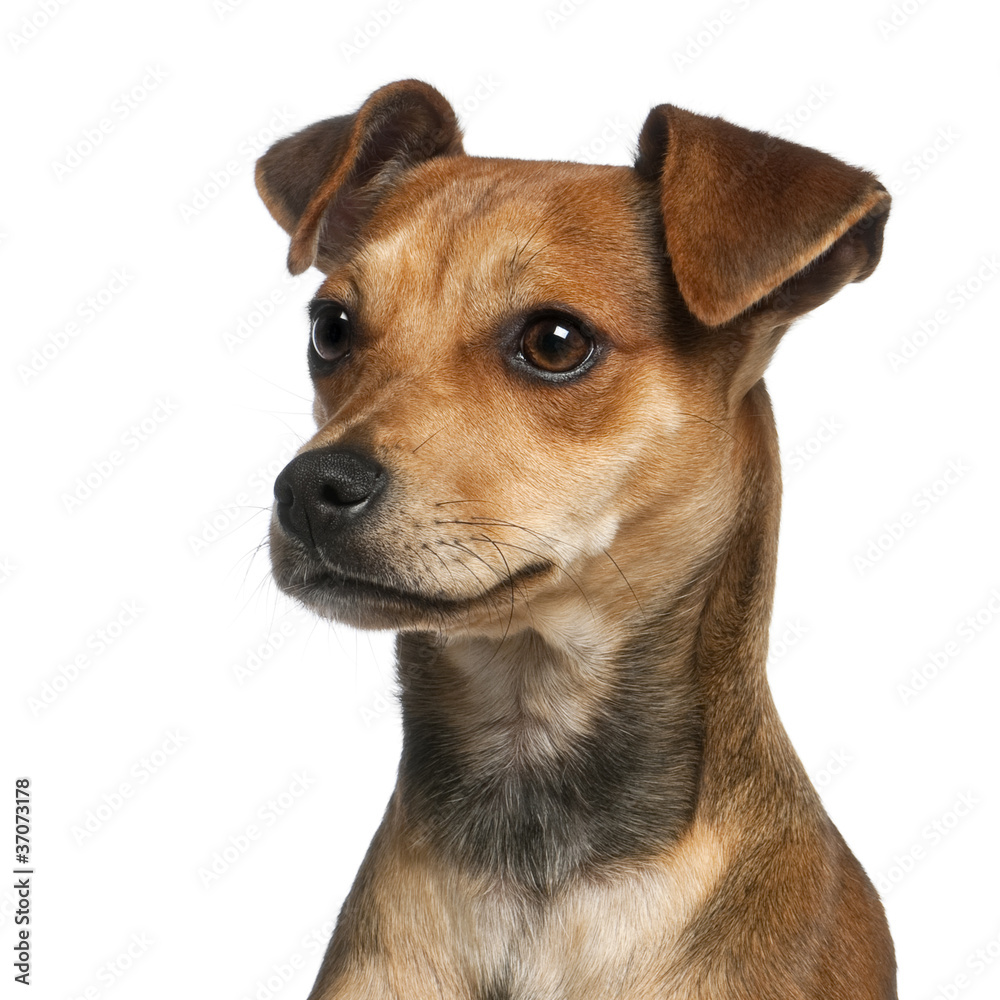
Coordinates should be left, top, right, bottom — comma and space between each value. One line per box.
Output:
2, 0, 998, 997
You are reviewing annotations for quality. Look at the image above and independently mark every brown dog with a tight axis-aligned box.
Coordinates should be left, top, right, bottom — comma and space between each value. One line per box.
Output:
255, 80, 896, 999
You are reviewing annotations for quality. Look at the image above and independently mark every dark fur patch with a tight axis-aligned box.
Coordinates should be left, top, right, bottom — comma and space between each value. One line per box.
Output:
475, 963, 515, 1000
396, 597, 705, 892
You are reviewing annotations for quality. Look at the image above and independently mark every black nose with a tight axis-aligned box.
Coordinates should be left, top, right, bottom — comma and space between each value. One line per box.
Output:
273, 447, 387, 549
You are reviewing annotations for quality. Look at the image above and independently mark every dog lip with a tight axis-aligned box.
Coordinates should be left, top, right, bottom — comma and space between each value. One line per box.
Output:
300, 560, 554, 613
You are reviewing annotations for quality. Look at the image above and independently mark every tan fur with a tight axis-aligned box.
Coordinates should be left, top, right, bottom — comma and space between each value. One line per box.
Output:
316, 805, 730, 999
254, 81, 896, 999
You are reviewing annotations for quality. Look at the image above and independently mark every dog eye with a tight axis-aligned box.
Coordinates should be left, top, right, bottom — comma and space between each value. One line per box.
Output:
311, 304, 352, 362
519, 318, 593, 375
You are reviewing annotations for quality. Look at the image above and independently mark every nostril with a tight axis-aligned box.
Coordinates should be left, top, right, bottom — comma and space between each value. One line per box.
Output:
272, 448, 388, 547
318, 464, 383, 507
312, 450, 384, 509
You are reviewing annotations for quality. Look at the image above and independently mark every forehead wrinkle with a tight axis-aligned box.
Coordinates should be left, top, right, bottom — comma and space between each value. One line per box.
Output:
351, 164, 661, 344
355, 214, 534, 332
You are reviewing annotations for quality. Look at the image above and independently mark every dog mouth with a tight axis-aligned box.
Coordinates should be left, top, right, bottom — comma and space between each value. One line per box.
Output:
276, 555, 554, 627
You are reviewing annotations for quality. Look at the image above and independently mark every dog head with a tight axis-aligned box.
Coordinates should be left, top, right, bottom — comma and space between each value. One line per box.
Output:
255, 80, 889, 636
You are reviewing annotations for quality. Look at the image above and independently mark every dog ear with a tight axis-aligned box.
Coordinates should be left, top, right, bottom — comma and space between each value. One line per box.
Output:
255, 79, 464, 275
634, 104, 890, 332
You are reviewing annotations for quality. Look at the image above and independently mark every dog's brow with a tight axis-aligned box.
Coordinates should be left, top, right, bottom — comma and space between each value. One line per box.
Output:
506, 218, 550, 277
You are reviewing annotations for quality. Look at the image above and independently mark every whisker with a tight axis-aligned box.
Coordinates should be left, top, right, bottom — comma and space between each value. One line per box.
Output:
444, 519, 643, 625
437, 518, 572, 553
239, 368, 315, 406
477, 534, 517, 642
476, 536, 596, 621
412, 428, 444, 454
677, 410, 737, 442
207, 504, 272, 517
235, 538, 270, 593
446, 541, 507, 583
602, 548, 647, 623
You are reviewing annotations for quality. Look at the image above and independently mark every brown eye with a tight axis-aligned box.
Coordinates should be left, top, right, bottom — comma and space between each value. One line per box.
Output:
519, 317, 593, 375
311, 304, 352, 362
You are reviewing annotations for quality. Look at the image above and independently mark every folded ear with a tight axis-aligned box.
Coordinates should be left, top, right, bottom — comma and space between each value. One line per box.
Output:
255, 79, 464, 275
634, 104, 890, 330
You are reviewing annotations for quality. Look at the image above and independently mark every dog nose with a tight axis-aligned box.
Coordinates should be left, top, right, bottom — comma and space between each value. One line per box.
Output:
273, 447, 387, 548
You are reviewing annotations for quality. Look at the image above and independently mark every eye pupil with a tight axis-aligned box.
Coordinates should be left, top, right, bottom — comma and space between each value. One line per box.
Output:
311, 305, 352, 362
520, 317, 592, 375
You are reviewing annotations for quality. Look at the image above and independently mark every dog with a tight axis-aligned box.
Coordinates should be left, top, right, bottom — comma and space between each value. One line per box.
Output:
254, 80, 896, 999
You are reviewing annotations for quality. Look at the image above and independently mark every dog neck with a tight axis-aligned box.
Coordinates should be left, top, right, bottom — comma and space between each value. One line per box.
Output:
393, 382, 811, 892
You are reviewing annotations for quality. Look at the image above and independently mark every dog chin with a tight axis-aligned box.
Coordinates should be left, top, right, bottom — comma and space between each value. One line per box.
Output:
274, 570, 449, 630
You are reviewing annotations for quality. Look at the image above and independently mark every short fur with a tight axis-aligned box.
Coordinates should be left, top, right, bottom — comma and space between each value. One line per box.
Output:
254, 80, 896, 999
